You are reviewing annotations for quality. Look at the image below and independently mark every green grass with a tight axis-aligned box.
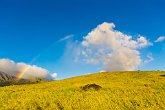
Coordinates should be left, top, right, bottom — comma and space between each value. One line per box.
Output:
0, 71, 165, 110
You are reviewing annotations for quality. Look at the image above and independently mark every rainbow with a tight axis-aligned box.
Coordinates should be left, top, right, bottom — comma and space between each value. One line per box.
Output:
16, 65, 31, 80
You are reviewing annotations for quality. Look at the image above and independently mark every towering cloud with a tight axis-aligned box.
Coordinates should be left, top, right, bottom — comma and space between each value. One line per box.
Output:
0, 59, 55, 80
81, 22, 152, 71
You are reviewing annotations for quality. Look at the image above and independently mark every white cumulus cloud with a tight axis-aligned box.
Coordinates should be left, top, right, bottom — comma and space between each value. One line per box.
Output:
155, 36, 165, 43
51, 73, 58, 79
0, 59, 55, 80
80, 22, 152, 71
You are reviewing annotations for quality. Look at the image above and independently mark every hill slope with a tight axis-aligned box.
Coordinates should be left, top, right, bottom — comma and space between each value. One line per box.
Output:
0, 71, 165, 110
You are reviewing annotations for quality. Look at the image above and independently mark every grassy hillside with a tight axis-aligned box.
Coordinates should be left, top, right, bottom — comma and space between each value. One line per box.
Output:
0, 71, 165, 110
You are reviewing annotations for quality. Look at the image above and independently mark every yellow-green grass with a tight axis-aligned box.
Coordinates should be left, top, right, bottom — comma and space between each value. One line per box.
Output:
0, 71, 165, 110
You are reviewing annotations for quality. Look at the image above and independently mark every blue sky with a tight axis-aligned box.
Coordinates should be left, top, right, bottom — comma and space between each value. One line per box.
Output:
0, 0, 165, 79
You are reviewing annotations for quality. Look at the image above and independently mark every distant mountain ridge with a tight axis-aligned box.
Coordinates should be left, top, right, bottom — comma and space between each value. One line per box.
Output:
0, 71, 32, 86
0, 71, 16, 82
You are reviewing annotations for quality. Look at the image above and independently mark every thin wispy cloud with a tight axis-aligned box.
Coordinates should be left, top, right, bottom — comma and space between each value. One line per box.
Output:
143, 53, 154, 65
58, 34, 74, 42
155, 36, 165, 43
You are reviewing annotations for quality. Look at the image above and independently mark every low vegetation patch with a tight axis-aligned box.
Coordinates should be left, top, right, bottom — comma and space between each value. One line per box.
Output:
81, 84, 102, 91
160, 74, 165, 77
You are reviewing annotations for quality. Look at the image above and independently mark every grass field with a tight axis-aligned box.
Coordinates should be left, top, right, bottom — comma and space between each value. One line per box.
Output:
0, 71, 165, 110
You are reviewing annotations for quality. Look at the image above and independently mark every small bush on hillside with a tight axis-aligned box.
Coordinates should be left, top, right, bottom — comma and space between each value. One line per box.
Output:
160, 74, 165, 77
81, 84, 102, 91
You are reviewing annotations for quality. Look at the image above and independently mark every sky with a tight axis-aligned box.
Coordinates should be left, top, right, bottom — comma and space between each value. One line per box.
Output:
0, 0, 165, 79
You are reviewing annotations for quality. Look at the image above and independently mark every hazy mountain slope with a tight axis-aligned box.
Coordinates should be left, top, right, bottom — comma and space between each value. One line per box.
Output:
0, 71, 33, 86
0, 71, 15, 82
0, 71, 165, 110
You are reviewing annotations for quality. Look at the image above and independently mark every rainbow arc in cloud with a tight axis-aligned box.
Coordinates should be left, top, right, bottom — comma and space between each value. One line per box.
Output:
16, 65, 31, 80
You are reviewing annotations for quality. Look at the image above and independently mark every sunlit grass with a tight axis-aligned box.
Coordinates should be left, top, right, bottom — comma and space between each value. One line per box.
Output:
0, 71, 165, 110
